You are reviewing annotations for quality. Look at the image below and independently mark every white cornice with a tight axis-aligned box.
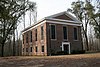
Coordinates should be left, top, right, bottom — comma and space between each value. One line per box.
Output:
46, 20, 81, 26
22, 19, 81, 34
46, 18, 81, 24
22, 11, 82, 34
22, 20, 46, 34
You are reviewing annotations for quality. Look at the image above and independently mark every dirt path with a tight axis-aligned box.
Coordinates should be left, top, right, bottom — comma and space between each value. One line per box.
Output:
0, 53, 100, 67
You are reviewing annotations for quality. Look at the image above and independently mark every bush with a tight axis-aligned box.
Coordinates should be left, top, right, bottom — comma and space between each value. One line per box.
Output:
71, 50, 85, 54
51, 51, 67, 55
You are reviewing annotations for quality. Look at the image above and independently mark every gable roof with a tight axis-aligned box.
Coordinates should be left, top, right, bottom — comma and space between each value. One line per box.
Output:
53, 14, 73, 21
22, 11, 81, 33
45, 11, 81, 23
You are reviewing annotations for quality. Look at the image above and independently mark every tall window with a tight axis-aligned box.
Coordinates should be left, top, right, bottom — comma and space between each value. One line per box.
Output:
41, 45, 44, 52
35, 46, 38, 52
63, 26, 67, 40
41, 26, 44, 40
30, 47, 32, 52
35, 29, 37, 41
50, 25, 56, 39
23, 48, 24, 52
30, 31, 32, 42
26, 48, 28, 52
26, 33, 28, 43
74, 27, 78, 40
23, 35, 24, 44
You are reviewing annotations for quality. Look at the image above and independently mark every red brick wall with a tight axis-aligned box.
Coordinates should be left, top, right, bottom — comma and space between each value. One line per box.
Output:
22, 22, 82, 56
22, 23, 47, 56
46, 23, 83, 55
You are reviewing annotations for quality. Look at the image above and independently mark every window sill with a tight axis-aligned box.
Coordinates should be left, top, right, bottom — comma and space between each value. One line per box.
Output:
63, 39, 68, 41
74, 40, 78, 41
29, 42, 32, 44
41, 40, 44, 42
51, 39, 57, 40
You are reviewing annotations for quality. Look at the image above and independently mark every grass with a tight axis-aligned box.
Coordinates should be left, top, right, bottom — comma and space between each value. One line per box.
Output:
0, 53, 100, 67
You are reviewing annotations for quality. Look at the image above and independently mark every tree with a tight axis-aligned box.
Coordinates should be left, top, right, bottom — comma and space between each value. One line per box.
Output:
0, 0, 36, 57
89, 0, 100, 39
67, 0, 89, 50
67, 0, 95, 51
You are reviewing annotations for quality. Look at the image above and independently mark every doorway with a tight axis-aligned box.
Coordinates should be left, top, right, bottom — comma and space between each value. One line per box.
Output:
62, 42, 70, 54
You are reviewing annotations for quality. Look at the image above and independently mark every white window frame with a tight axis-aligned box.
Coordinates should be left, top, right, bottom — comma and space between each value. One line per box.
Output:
41, 25, 44, 40
49, 24, 57, 40
63, 25, 68, 41
73, 27, 78, 41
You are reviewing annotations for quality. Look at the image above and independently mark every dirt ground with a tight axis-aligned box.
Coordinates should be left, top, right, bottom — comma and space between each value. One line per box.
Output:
0, 53, 100, 67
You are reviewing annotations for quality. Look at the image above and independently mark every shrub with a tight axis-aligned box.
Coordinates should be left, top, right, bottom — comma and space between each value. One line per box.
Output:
55, 51, 69, 55
71, 50, 85, 54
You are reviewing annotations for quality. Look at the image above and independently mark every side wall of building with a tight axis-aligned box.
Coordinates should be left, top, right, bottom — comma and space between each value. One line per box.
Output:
22, 22, 47, 56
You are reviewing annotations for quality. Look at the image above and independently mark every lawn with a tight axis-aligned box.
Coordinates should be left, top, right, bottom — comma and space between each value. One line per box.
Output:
0, 53, 100, 67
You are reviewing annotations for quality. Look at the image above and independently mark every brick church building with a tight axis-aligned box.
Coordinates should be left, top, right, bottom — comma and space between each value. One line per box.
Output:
22, 11, 83, 56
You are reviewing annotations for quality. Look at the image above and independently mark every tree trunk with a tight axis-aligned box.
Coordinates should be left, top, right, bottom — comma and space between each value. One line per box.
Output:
9, 38, 11, 56
16, 29, 19, 56
82, 23, 89, 51
13, 30, 15, 56
84, 31, 89, 51
1, 44, 4, 57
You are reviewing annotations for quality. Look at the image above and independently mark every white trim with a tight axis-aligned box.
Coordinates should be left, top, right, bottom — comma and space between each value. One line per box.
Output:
41, 45, 44, 53
73, 27, 78, 41
22, 11, 82, 34
41, 25, 44, 40
46, 20, 81, 26
46, 11, 81, 23
22, 20, 46, 34
22, 19, 81, 34
62, 25, 68, 41
30, 47, 33, 53
62, 42, 71, 54
46, 17, 81, 23
36, 11, 80, 25
65, 12, 81, 23
49, 24, 57, 40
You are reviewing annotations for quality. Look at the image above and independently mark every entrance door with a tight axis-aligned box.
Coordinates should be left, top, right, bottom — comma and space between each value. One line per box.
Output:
62, 42, 70, 54
64, 44, 69, 54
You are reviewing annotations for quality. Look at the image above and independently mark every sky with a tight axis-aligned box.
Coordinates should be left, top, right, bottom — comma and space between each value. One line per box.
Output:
30, 0, 76, 20
17, 0, 79, 38
16, 0, 99, 39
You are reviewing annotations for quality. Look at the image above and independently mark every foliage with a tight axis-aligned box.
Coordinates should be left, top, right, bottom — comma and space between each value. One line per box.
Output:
67, 0, 99, 50
89, 0, 100, 39
0, 0, 36, 56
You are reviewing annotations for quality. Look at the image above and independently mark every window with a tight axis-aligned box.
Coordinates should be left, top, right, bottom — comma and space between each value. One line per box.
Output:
35, 29, 37, 41
35, 46, 38, 52
23, 35, 24, 44
41, 26, 44, 40
26, 48, 28, 52
26, 33, 28, 43
50, 25, 56, 39
30, 31, 32, 42
30, 47, 32, 52
74, 27, 78, 40
63, 26, 67, 40
41, 46, 44, 52
23, 48, 24, 52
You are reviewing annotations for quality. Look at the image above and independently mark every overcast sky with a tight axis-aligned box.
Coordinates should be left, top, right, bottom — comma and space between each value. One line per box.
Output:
30, 0, 77, 20
17, 0, 80, 38
19, 0, 77, 29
